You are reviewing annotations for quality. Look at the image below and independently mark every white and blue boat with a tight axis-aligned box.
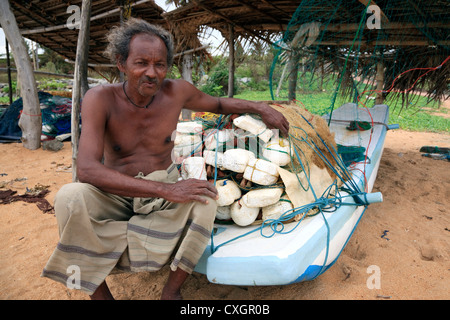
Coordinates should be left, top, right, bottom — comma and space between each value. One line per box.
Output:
193, 103, 396, 285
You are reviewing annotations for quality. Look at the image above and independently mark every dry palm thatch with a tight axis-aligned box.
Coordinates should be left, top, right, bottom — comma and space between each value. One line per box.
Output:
166, 1, 449, 106
5, 0, 449, 104
270, 0, 450, 105
7, 0, 210, 79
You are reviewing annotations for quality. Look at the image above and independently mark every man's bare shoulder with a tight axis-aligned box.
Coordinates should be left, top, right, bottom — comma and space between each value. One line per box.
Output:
161, 78, 193, 93
82, 84, 122, 113
160, 79, 200, 104
85, 83, 121, 100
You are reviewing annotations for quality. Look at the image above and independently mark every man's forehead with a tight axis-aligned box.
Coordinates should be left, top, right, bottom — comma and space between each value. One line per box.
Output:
127, 33, 167, 59
130, 32, 164, 46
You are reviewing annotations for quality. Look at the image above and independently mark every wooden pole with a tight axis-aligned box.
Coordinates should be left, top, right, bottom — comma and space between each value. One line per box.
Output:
5, 39, 13, 105
181, 53, 193, 120
287, 53, 300, 101
319, 60, 324, 91
72, 0, 92, 182
375, 60, 385, 104
0, 0, 41, 150
228, 24, 235, 98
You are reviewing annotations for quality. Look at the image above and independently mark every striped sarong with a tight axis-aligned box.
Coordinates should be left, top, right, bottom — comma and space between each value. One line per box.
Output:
41, 164, 217, 295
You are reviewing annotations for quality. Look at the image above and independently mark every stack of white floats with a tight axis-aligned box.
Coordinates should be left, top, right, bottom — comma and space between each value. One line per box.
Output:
175, 114, 295, 227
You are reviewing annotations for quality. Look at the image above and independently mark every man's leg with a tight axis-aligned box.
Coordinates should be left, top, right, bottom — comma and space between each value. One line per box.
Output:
161, 268, 189, 300
42, 183, 133, 297
127, 196, 217, 300
90, 281, 115, 300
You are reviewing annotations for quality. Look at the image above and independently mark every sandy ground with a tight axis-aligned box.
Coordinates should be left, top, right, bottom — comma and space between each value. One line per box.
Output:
0, 129, 449, 300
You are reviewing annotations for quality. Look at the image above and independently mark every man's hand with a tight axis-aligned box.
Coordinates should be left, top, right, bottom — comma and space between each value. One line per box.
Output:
164, 179, 219, 204
258, 103, 290, 137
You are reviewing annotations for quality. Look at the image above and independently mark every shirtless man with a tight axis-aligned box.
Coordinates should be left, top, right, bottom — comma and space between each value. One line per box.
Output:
42, 18, 289, 300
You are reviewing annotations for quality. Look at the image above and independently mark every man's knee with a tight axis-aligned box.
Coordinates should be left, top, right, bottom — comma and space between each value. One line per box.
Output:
191, 197, 218, 226
55, 183, 93, 211
54, 183, 94, 229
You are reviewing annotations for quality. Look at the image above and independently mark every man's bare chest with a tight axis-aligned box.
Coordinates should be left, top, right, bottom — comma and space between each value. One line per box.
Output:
104, 106, 180, 156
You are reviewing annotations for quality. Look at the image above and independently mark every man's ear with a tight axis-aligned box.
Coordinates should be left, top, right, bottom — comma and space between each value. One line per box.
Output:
116, 56, 125, 72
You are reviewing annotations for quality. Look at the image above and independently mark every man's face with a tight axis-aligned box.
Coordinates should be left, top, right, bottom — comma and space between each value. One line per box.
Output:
118, 33, 168, 98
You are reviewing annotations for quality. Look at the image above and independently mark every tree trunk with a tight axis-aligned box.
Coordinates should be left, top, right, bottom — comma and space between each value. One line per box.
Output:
376, 61, 385, 105
5, 39, 13, 105
287, 53, 300, 101
228, 24, 235, 98
0, 0, 41, 150
72, 0, 92, 182
181, 53, 193, 120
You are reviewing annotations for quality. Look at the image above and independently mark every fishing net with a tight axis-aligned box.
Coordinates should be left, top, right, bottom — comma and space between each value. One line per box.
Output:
175, 106, 348, 226
0, 91, 72, 142
175, 1, 449, 255
269, 0, 449, 112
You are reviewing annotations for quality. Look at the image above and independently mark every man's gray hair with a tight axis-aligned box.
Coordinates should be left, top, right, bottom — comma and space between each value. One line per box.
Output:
104, 18, 174, 67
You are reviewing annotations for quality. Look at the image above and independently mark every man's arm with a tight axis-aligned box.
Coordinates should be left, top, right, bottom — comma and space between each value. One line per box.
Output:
75, 86, 217, 204
180, 80, 290, 137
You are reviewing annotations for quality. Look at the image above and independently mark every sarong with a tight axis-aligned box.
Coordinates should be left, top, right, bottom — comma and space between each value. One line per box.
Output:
41, 164, 217, 295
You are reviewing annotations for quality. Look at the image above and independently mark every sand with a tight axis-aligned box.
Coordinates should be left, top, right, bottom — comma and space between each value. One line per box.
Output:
0, 129, 449, 300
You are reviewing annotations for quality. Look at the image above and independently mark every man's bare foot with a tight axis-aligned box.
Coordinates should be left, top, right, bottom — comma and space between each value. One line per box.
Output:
160, 268, 189, 300
90, 281, 115, 300
160, 289, 183, 300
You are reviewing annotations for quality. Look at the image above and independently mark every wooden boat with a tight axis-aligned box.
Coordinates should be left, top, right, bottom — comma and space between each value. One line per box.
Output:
193, 103, 397, 285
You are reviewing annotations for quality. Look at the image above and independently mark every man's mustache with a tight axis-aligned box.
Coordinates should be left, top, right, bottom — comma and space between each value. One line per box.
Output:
141, 77, 158, 84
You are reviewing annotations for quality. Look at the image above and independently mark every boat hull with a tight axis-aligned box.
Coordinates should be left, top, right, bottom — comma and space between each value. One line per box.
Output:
195, 104, 390, 285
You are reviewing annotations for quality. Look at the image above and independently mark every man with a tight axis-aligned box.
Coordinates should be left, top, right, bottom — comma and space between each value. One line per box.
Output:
42, 18, 289, 300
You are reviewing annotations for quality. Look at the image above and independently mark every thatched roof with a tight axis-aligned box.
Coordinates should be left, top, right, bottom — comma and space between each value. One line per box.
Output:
8, 0, 209, 70
6, 0, 450, 101
163, 0, 299, 46
164, 0, 450, 102
10, 0, 169, 67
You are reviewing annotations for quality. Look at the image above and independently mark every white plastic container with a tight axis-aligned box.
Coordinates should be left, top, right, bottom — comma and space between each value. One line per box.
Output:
243, 158, 280, 185
174, 132, 202, 146
181, 157, 207, 180
230, 200, 260, 226
262, 195, 293, 221
263, 138, 293, 166
176, 121, 203, 134
216, 179, 242, 206
203, 150, 225, 170
242, 187, 283, 208
222, 149, 256, 173
216, 205, 232, 220
173, 133, 202, 158
233, 114, 274, 143
204, 129, 234, 150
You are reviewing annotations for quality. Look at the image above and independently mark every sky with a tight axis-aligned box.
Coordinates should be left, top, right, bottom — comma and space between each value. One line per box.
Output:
0, 0, 223, 57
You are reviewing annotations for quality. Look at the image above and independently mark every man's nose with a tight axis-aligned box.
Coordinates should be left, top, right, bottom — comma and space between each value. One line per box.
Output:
145, 64, 157, 78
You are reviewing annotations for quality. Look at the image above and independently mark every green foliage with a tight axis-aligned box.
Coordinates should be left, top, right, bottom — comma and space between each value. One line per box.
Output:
38, 79, 66, 91
199, 58, 230, 97
39, 46, 73, 74
0, 96, 10, 104
2, 81, 17, 94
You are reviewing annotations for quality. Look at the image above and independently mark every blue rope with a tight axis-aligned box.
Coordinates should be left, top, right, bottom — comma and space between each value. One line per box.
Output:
207, 111, 371, 268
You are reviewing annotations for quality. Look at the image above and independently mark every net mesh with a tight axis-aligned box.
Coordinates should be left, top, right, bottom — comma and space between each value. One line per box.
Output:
269, 0, 450, 115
